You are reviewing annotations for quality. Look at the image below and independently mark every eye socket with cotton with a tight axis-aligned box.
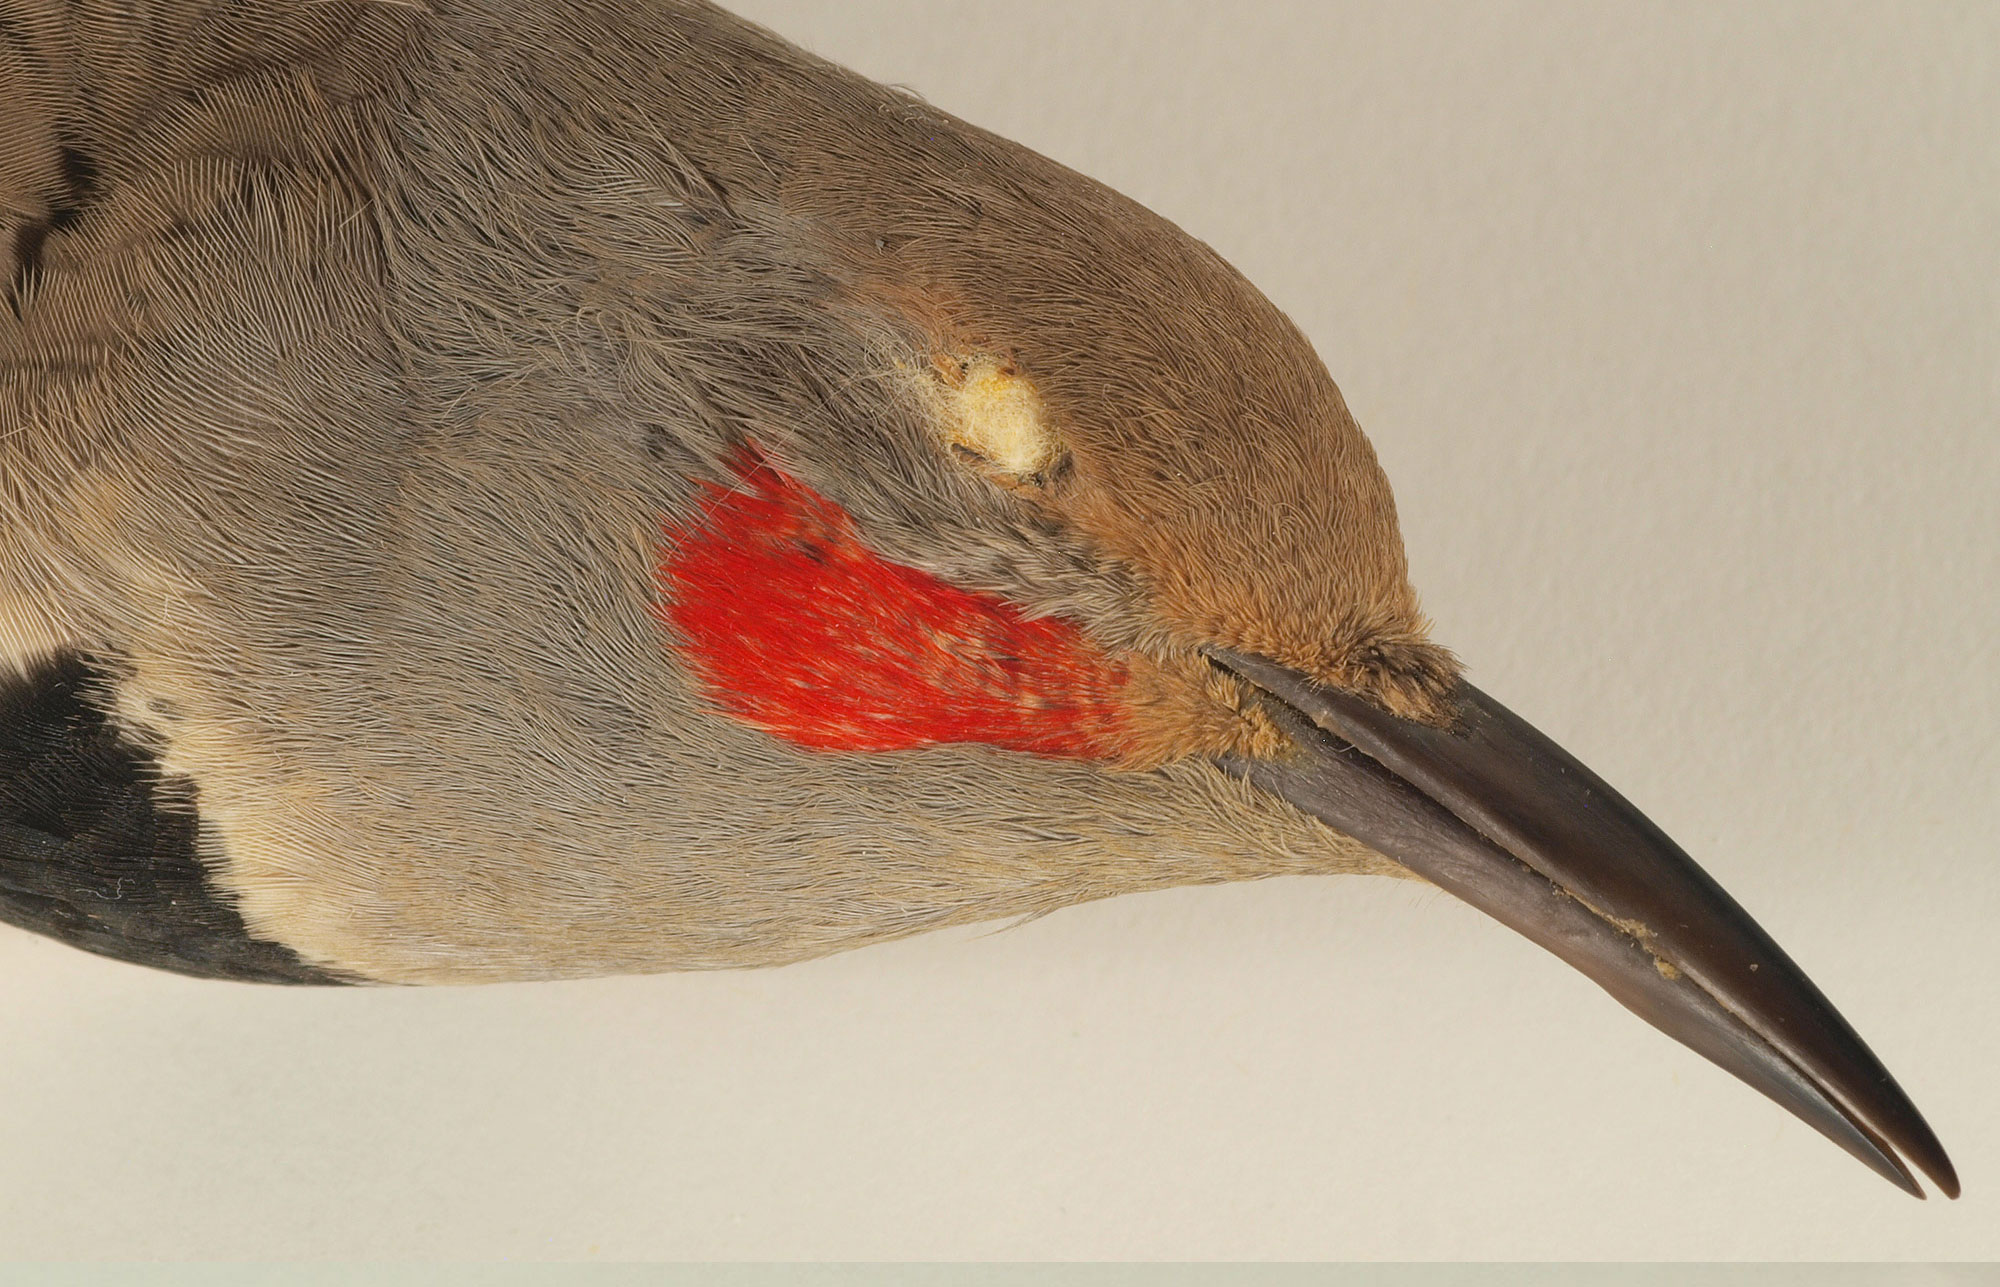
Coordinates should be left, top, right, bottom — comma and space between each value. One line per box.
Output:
926, 354, 1071, 490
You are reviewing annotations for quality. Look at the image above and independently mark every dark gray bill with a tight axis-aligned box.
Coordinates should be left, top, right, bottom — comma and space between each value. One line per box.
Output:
1210, 648, 1957, 1199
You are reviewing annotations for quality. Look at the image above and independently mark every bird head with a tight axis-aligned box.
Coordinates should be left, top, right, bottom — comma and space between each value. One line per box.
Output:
576, 17, 1955, 1199
635, 52, 1458, 768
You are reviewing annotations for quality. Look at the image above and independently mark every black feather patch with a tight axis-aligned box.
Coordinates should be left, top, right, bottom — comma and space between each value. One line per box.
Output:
5, 140, 97, 320
0, 650, 353, 984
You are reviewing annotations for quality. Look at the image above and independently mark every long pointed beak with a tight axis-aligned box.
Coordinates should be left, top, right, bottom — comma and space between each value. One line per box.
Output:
1210, 648, 1958, 1199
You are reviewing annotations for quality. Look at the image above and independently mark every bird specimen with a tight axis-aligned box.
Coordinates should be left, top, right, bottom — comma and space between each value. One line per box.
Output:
0, 0, 1957, 1198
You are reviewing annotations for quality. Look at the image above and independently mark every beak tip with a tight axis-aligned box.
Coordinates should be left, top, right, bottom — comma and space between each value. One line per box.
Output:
1880, 1099, 1959, 1200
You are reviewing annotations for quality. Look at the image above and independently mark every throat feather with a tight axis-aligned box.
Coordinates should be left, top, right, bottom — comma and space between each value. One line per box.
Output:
657, 452, 1128, 759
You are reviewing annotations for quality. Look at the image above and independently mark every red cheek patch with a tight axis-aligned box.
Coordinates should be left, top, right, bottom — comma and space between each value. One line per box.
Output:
656, 449, 1130, 759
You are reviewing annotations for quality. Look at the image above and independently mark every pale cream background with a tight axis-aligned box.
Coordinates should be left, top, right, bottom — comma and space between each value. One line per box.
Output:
1, 0, 1993, 1260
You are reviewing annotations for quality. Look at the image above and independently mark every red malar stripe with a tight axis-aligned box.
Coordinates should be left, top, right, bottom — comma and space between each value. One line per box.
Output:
657, 451, 1128, 759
